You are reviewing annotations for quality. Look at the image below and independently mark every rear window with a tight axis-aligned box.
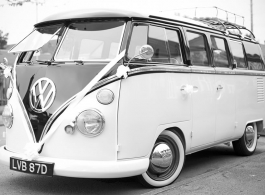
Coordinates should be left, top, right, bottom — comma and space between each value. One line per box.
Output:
243, 42, 264, 71
229, 41, 247, 69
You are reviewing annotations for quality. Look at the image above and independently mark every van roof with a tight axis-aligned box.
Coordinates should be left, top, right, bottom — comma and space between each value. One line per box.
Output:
37, 8, 208, 28
37, 8, 255, 41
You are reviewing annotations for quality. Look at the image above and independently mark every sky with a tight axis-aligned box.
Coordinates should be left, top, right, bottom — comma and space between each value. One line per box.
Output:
0, 0, 265, 44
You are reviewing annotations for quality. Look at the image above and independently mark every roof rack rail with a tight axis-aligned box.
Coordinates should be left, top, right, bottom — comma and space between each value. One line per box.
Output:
160, 7, 255, 41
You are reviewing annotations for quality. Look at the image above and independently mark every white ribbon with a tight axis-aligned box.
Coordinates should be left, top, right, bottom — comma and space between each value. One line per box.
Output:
3, 66, 12, 78
116, 65, 130, 79
181, 84, 194, 96
23, 50, 127, 160
0, 64, 12, 78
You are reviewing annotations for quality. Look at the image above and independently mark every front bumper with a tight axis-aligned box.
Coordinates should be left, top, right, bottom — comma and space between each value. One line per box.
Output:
0, 146, 149, 178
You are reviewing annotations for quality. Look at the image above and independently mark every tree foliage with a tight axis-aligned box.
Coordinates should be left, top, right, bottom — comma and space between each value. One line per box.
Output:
0, 30, 8, 49
5, 0, 45, 6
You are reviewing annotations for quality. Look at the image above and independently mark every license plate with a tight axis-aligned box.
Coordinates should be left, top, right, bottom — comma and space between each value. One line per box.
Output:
10, 157, 54, 176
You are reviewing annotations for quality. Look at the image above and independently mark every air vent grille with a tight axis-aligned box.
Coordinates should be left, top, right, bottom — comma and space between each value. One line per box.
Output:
257, 78, 264, 103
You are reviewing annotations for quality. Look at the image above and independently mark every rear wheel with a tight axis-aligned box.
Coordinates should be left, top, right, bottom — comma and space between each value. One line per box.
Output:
138, 130, 185, 187
233, 124, 258, 156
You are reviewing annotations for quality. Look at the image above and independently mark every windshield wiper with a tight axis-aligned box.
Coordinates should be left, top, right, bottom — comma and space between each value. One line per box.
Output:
35, 60, 64, 65
23, 61, 33, 65
74, 60, 84, 65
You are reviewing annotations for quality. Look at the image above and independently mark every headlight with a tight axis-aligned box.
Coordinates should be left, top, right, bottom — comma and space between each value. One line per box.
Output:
76, 109, 105, 137
96, 89, 114, 105
2, 103, 13, 128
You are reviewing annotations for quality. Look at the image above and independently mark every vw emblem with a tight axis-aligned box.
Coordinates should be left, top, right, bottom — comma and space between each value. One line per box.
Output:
29, 78, 56, 113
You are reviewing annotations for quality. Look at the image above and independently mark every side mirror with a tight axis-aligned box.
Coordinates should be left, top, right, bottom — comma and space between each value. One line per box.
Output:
139, 45, 154, 60
127, 45, 154, 66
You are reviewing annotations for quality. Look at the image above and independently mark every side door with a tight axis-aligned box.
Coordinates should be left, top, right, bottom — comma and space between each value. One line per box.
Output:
118, 23, 191, 159
211, 36, 236, 142
185, 30, 216, 148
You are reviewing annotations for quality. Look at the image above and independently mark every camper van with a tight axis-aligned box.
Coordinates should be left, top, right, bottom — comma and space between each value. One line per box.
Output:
0, 8, 264, 187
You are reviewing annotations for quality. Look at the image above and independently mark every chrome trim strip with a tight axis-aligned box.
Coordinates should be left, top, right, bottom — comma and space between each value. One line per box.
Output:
215, 70, 235, 75
91, 75, 118, 91
40, 65, 265, 140
235, 70, 265, 76
191, 69, 215, 74
53, 25, 69, 61
91, 66, 265, 92
16, 92, 36, 143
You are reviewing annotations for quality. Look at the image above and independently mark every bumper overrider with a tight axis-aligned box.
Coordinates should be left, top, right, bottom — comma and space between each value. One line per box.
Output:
0, 146, 149, 178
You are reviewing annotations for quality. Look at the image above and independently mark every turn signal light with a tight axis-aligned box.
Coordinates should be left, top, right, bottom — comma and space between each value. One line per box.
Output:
96, 89, 114, 105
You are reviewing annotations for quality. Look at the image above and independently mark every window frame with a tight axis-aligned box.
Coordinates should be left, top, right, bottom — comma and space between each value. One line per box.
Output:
54, 20, 126, 62
125, 22, 185, 66
185, 29, 211, 67
243, 41, 265, 71
228, 40, 248, 70
210, 35, 231, 68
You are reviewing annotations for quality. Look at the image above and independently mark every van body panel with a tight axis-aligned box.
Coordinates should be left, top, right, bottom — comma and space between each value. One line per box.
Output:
118, 68, 191, 159
190, 66, 216, 148
234, 70, 265, 138
214, 68, 236, 142
34, 81, 120, 161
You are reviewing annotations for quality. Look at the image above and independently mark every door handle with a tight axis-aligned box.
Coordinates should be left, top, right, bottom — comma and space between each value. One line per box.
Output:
217, 85, 223, 90
180, 85, 198, 94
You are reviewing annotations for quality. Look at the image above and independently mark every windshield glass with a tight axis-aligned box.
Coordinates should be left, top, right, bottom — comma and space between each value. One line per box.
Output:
55, 21, 125, 61
9, 24, 63, 54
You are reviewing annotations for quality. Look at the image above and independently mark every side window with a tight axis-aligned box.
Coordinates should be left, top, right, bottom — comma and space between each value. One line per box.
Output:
128, 24, 184, 64
127, 24, 148, 59
22, 51, 34, 63
186, 31, 209, 66
243, 42, 264, 71
147, 26, 169, 63
211, 36, 229, 68
165, 29, 183, 64
229, 41, 247, 69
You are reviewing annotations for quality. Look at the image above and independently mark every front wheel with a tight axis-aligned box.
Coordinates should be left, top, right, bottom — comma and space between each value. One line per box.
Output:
137, 130, 185, 187
233, 124, 258, 156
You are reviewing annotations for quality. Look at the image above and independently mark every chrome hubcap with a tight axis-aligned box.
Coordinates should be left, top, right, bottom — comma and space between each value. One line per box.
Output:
150, 142, 173, 174
245, 126, 255, 148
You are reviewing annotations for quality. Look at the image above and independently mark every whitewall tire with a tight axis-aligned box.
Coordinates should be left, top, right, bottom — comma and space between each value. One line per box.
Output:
233, 124, 258, 156
138, 130, 185, 187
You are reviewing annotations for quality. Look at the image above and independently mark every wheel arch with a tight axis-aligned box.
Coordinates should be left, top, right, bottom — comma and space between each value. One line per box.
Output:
151, 121, 191, 157
165, 127, 186, 151
245, 119, 263, 134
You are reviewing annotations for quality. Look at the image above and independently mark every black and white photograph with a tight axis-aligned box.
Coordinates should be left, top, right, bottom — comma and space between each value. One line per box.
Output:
0, 0, 265, 194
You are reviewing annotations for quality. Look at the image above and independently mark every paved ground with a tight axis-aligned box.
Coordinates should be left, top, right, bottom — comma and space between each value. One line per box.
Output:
144, 139, 265, 195
144, 136, 265, 195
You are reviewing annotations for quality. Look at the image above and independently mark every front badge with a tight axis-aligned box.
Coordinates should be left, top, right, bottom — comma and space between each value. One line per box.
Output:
29, 78, 56, 113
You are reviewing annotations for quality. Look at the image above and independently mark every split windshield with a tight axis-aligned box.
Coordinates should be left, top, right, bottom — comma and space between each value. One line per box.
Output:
13, 21, 125, 64
10, 24, 63, 57
55, 21, 125, 61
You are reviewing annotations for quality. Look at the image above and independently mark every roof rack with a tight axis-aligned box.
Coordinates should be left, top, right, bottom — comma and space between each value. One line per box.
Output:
197, 17, 255, 40
160, 7, 255, 41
